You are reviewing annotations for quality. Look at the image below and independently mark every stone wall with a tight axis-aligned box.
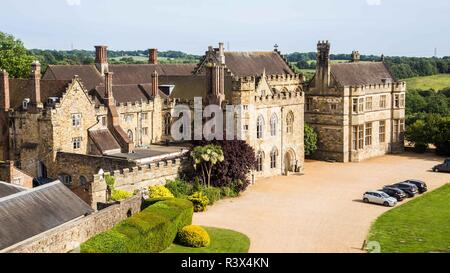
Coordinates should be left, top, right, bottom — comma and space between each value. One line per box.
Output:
0, 161, 33, 188
91, 158, 183, 206
2, 195, 142, 253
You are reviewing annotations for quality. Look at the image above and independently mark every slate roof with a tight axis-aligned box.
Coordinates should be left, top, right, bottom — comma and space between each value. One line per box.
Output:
8, 79, 71, 109
330, 62, 396, 86
88, 129, 121, 154
0, 181, 93, 250
0, 182, 27, 198
223, 51, 295, 77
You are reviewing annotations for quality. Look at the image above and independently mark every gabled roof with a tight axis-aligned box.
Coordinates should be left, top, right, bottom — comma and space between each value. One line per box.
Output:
0, 181, 93, 250
8, 79, 71, 109
330, 62, 396, 86
88, 129, 121, 154
0, 182, 27, 198
223, 51, 295, 77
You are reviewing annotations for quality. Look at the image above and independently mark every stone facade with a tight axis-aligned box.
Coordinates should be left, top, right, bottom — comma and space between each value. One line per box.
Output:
305, 42, 406, 162
0, 160, 33, 188
2, 195, 142, 253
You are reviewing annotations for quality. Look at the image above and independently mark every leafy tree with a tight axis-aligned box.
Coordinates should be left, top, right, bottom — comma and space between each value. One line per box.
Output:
304, 123, 318, 156
191, 144, 224, 188
405, 119, 428, 153
0, 31, 35, 78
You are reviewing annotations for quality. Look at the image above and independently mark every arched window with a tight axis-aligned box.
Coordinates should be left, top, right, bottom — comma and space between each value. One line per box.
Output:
270, 148, 278, 169
79, 176, 87, 186
164, 113, 171, 136
256, 151, 264, 172
257, 115, 264, 139
127, 130, 133, 141
286, 111, 294, 134
270, 114, 278, 136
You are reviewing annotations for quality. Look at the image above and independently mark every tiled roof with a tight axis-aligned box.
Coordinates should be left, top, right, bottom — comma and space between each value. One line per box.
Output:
0, 182, 27, 198
330, 62, 396, 86
88, 129, 121, 154
0, 181, 93, 250
223, 51, 295, 77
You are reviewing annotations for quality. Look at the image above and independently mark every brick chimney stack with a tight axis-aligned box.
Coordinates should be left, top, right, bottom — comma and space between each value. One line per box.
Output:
104, 72, 114, 105
95, 45, 109, 75
151, 70, 159, 97
0, 69, 10, 110
149, 48, 158, 64
31, 61, 42, 108
218, 42, 225, 64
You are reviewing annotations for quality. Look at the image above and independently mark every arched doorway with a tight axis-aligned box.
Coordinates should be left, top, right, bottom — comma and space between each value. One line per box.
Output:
284, 149, 296, 175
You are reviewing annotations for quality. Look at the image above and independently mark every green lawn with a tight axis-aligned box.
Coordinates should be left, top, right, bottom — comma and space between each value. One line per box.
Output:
162, 227, 250, 253
404, 74, 450, 91
368, 183, 450, 253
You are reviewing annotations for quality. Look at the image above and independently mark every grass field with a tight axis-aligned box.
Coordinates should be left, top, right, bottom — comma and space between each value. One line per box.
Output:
404, 74, 450, 91
162, 227, 250, 253
368, 183, 450, 253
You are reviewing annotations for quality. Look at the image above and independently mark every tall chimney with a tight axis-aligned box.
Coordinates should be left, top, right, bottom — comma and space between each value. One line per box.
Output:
149, 48, 158, 64
95, 45, 109, 75
351, 50, 360, 62
31, 61, 42, 107
315, 41, 331, 91
0, 69, 10, 110
218, 42, 225, 65
151, 70, 159, 97
104, 72, 114, 105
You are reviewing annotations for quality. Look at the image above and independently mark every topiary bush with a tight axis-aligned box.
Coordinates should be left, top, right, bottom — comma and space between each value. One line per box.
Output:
176, 225, 210, 248
148, 185, 174, 199
188, 192, 209, 212
200, 187, 221, 205
80, 198, 193, 253
165, 179, 194, 198
110, 189, 132, 201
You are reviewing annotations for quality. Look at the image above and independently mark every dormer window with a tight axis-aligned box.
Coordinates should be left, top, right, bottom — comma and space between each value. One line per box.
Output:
22, 98, 30, 110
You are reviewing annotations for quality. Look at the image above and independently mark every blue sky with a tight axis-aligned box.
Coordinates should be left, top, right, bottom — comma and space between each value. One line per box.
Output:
1, 0, 450, 56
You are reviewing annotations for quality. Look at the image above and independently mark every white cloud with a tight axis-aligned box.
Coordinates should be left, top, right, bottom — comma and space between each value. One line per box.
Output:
366, 0, 382, 6
66, 0, 81, 6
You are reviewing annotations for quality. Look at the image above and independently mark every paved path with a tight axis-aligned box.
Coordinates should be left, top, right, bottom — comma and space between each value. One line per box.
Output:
193, 153, 450, 253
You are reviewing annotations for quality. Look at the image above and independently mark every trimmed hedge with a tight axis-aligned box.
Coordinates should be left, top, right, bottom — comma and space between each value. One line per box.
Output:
81, 198, 193, 253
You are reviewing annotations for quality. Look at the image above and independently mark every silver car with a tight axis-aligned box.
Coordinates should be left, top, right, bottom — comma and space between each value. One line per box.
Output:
363, 191, 398, 207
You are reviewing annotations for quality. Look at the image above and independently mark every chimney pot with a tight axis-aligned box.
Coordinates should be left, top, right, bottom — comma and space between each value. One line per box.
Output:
95, 45, 109, 74
0, 69, 10, 110
149, 49, 158, 64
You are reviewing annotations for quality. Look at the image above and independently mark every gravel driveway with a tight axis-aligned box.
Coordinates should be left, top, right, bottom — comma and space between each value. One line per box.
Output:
193, 153, 450, 253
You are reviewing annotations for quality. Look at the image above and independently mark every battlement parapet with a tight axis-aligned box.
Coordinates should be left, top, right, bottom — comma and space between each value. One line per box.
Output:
254, 91, 304, 105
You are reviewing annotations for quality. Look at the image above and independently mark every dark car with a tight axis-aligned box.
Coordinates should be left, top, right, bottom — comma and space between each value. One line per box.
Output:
403, 179, 427, 194
380, 187, 407, 201
433, 160, 450, 173
388, 182, 418, 198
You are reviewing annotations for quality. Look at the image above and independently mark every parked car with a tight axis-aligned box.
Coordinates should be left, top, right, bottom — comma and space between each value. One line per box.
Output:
403, 179, 427, 194
379, 187, 407, 201
432, 159, 450, 173
388, 182, 418, 198
363, 191, 398, 207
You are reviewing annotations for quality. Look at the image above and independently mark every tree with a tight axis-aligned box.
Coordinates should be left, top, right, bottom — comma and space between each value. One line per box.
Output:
191, 144, 224, 188
304, 123, 318, 156
405, 119, 428, 153
0, 31, 35, 78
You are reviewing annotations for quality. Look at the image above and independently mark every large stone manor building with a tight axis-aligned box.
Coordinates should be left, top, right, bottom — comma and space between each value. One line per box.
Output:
0, 43, 306, 206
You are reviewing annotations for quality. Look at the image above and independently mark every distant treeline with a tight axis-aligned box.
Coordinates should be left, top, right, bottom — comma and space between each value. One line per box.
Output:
284, 52, 450, 80
26, 48, 450, 80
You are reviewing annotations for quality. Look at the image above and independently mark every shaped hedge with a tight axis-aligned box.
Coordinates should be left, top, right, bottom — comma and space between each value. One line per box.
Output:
81, 198, 193, 253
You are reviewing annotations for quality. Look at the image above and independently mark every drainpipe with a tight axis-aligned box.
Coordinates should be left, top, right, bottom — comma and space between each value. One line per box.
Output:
281, 106, 284, 175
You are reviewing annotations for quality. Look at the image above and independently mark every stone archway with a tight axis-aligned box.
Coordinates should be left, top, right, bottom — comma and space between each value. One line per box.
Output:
284, 149, 296, 175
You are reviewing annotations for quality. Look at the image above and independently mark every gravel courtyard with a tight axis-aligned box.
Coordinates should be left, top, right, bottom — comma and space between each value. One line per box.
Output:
193, 153, 450, 253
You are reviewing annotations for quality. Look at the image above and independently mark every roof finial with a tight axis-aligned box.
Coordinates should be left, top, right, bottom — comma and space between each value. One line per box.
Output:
274, 44, 279, 52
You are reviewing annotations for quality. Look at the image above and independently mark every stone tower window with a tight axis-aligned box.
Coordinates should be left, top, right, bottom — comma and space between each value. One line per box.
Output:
257, 115, 264, 139
256, 151, 264, 172
365, 97, 373, 111
270, 114, 278, 136
380, 95, 387, 108
270, 148, 278, 169
164, 113, 171, 136
286, 111, 294, 134
365, 122, 372, 146
379, 120, 386, 143
72, 137, 82, 149
72, 114, 81, 127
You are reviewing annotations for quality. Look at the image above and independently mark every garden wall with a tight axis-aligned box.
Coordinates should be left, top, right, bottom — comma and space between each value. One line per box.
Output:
2, 195, 142, 253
